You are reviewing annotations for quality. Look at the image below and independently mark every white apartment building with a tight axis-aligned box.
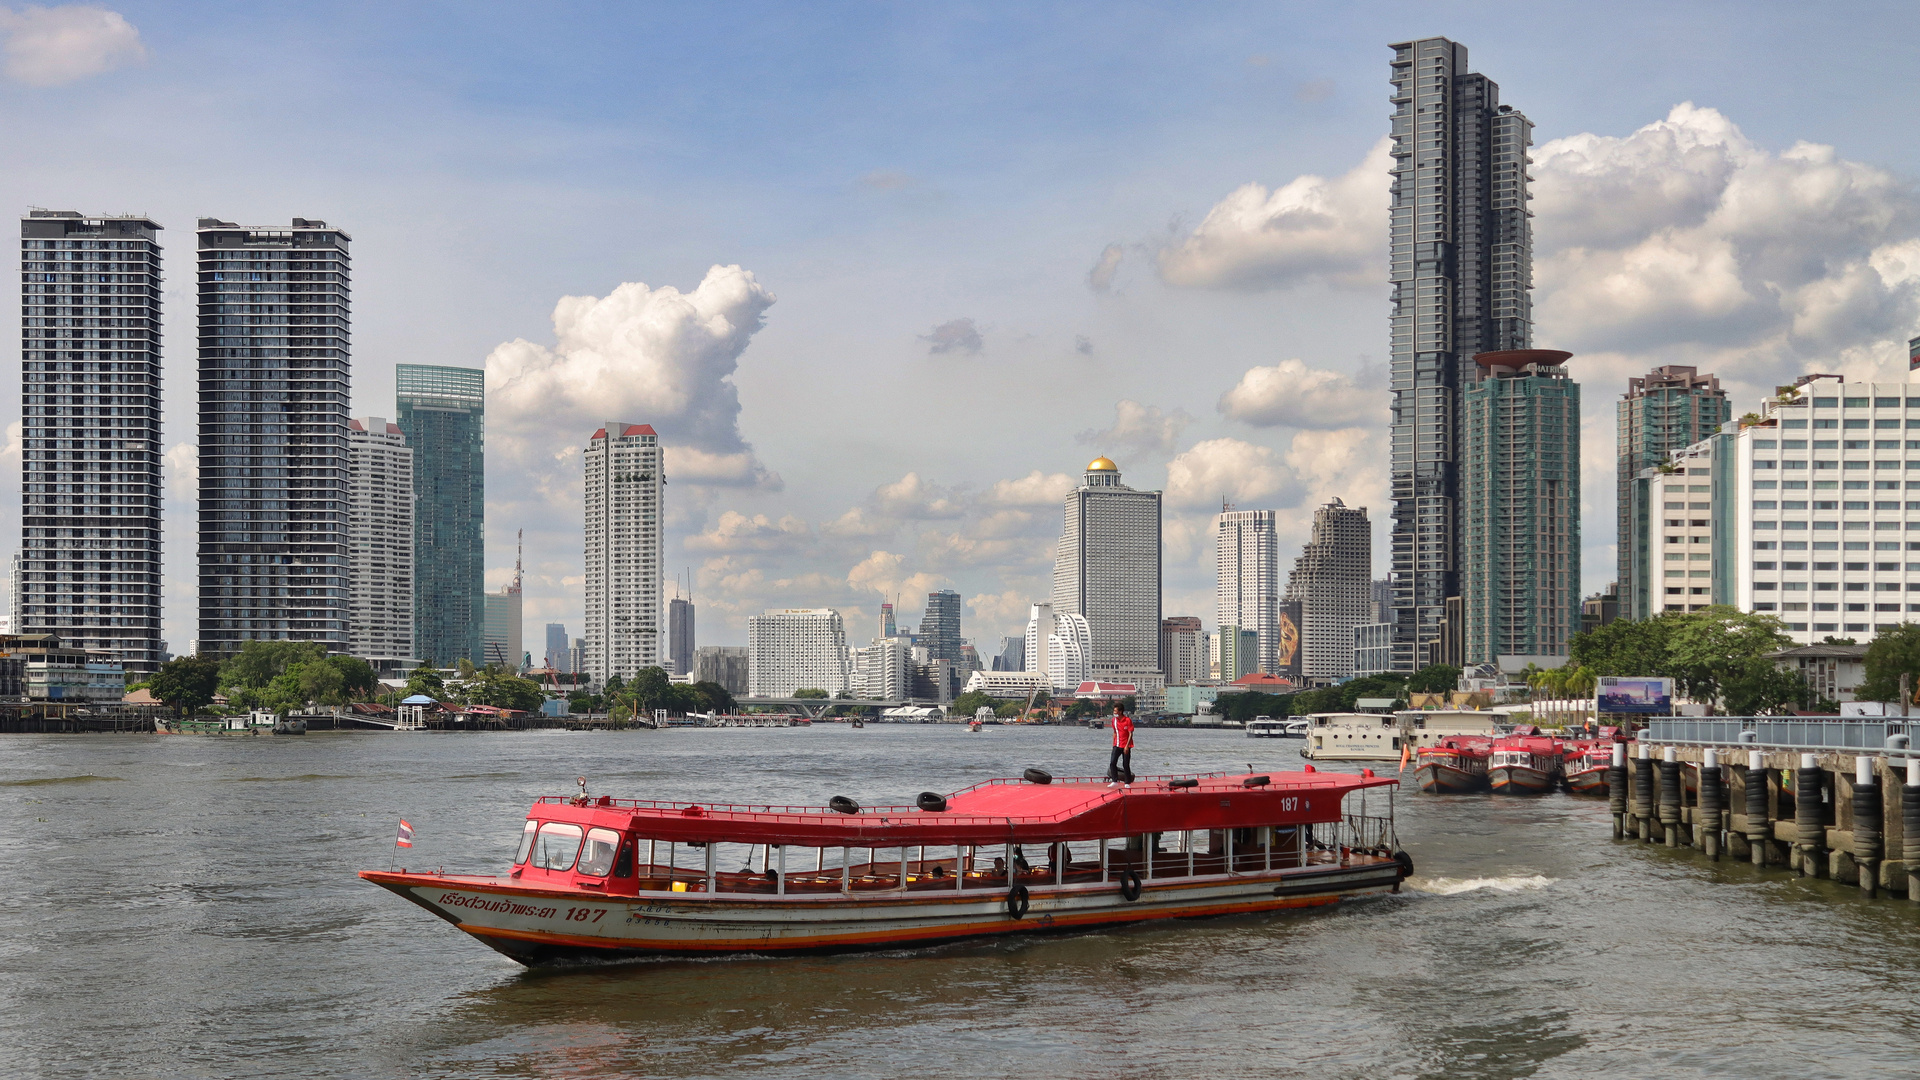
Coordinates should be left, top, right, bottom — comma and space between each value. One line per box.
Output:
347, 418, 413, 665
851, 636, 911, 699
748, 608, 849, 696
583, 423, 662, 682
1024, 602, 1092, 691
1163, 625, 1210, 684
1735, 377, 1920, 644
1217, 509, 1280, 673
1638, 439, 1721, 614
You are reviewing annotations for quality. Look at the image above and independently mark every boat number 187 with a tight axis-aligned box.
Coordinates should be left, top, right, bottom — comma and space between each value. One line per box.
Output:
564, 908, 606, 923
1280, 798, 1300, 813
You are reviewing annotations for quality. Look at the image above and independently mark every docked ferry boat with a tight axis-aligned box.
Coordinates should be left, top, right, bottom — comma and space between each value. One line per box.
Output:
1487, 736, 1567, 795
360, 768, 1411, 965
1413, 737, 1493, 794
1299, 713, 1404, 761
1561, 737, 1618, 796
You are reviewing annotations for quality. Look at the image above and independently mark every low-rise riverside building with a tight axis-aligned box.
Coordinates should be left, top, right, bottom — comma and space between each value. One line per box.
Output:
0, 634, 124, 701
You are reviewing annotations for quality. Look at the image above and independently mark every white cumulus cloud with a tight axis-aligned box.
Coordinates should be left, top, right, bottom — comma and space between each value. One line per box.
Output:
1218, 359, 1381, 429
1164, 437, 1300, 511
487, 264, 780, 492
1076, 399, 1192, 456
0, 4, 142, 86
1157, 138, 1391, 290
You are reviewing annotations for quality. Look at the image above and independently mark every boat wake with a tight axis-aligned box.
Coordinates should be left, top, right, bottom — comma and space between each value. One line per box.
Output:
1411, 874, 1554, 896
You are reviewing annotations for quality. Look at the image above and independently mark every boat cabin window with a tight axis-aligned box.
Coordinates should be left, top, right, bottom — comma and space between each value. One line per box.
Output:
513, 819, 538, 865
530, 822, 585, 871
577, 827, 622, 877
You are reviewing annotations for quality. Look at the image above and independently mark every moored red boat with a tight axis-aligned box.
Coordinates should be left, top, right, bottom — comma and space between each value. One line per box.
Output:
1488, 736, 1566, 795
360, 768, 1411, 965
1414, 737, 1493, 794
1561, 740, 1614, 796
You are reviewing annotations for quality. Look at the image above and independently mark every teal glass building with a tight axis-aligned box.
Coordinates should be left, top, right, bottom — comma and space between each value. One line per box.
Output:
396, 364, 484, 665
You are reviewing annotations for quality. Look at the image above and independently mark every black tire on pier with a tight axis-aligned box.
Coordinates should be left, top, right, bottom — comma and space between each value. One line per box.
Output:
1023, 768, 1053, 785
1117, 869, 1143, 901
829, 795, 860, 815
916, 792, 948, 813
1006, 883, 1030, 919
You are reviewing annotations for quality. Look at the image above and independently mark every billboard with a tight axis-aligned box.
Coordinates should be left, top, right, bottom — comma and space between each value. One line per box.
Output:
1275, 602, 1303, 681
1596, 676, 1673, 714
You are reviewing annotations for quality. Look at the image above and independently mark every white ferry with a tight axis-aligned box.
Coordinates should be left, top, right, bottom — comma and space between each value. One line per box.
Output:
1397, 710, 1499, 750
1299, 713, 1404, 761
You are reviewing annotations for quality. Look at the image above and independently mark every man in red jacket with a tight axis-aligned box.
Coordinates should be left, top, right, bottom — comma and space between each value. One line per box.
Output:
1107, 702, 1135, 787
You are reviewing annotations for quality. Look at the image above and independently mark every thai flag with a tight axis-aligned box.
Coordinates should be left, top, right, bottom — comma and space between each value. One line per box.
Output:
396, 820, 414, 848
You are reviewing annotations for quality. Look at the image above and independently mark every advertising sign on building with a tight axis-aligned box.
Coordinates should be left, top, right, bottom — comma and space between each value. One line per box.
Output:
1596, 676, 1674, 714
1276, 601, 1303, 681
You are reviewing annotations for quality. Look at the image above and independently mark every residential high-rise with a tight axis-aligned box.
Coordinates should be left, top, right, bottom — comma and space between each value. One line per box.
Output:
1283, 500, 1372, 679
1023, 602, 1092, 691
1159, 616, 1207, 684
583, 423, 663, 682
196, 218, 351, 654
545, 623, 569, 671
918, 589, 962, 661
667, 596, 695, 676
1462, 350, 1581, 663
1627, 437, 1726, 617
1052, 457, 1161, 679
570, 636, 586, 679
1212, 626, 1260, 682
692, 644, 749, 695
747, 608, 849, 696
396, 364, 484, 666
18, 211, 163, 673
1387, 37, 1535, 671
1215, 509, 1279, 673
483, 588, 521, 668
347, 418, 413, 669
851, 636, 911, 699
1618, 366, 1732, 618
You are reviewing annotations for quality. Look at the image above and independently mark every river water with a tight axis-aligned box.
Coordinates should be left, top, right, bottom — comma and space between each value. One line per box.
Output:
3, 724, 1917, 1079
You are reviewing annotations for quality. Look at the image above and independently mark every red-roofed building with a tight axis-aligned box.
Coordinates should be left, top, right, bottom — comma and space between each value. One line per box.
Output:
1074, 681, 1137, 702
1230, 672, 1294, 692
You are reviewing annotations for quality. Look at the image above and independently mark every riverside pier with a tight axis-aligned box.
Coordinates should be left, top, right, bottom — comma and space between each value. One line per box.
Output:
1617, 718, 1920, 899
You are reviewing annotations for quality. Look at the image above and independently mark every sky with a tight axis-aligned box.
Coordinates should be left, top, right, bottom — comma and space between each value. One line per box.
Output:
4, 1, 1920, 656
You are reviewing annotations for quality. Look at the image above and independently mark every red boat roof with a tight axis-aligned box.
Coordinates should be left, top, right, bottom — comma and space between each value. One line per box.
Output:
529, 770, 1395, 846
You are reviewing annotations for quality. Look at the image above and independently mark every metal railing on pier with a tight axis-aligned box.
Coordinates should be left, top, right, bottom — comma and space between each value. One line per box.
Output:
1642, 718, 1920, 754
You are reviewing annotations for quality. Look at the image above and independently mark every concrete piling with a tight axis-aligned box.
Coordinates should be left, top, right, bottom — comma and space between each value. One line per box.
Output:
1853, 756, 1882, 899
1746, 749, 1770, 867
1904, 756, 1920, 905
1699, 749, 1723, 861
1796, 754, 1826, 878
1634, 742, 1655, 842
1607, 742, 1627, 840
1658, 747, 1682, 849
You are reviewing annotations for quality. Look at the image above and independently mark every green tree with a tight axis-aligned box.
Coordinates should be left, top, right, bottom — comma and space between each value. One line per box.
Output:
147, 656, 221, 715
461, 669, 546, 711
403, 667, 446, 700
690, 680, 736, 714
1570, 613, 1679, 677
1859, 622, 1920, 704
951, 690, 1000, 717
219, 640, 326, 693
1665, 606, 1794, 715
327, 655, 379, 699
793, 688, 829, 699
1406, 664, 1461, 695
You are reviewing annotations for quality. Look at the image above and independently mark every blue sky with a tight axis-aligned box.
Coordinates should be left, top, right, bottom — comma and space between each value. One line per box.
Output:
5, 1, 1920, 654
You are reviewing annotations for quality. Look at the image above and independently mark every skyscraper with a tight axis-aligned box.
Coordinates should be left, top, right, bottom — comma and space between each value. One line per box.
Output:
1462, 350, 1581, 662
396, 364, 484, 666
545, 622, 569, 671
1387, 37, 1535, 671
483, 532, 524, 668
1215, 509, 1279, 672
917, 589, 961, 661
747, 608, 849, 697
18, 211, 164, 673
196, 218, 351, 653
1052, 457, 1162, 680
347, 418, 413, 668
583, 422, 662, 682
1284, 499, 1372, 680
878, 602, 895, 640
1159, 616, 1206, 684
1618, 366, 1732, 618
1024, 602, 1092, 691
667, 596, 695, 676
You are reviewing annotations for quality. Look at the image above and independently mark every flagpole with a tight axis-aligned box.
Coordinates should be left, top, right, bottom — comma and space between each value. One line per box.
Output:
390, 819, 400, 872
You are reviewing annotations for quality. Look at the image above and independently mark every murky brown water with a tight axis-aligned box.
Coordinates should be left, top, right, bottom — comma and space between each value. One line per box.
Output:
3, 725, 1917, 1078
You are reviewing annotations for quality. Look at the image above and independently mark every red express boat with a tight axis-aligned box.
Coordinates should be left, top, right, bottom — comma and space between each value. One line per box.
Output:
1414, 737, 1493, 794
361, 769, 1411, 965
1488, 736, 1567, 796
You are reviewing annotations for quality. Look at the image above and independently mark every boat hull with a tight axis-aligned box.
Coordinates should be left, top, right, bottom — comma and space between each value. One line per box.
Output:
1489, 765, 1556, 795
1415, 762, 1489, 794
361, 859, 1407, 964
1563, 766, 1609, 796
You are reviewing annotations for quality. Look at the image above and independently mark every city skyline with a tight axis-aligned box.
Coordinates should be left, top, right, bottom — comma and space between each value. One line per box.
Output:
6, 7, 1920, 656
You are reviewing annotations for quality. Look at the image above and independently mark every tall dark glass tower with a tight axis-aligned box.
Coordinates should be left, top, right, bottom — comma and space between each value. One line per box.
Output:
1386, 37, 1534, 670
19, 211, 164, 672
196, 218, 351, 653
396, 364, 484, 666
918, 588, 962, 662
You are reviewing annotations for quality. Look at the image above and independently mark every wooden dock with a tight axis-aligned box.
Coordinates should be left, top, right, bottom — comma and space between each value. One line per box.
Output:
1622, 718, 1920, 898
